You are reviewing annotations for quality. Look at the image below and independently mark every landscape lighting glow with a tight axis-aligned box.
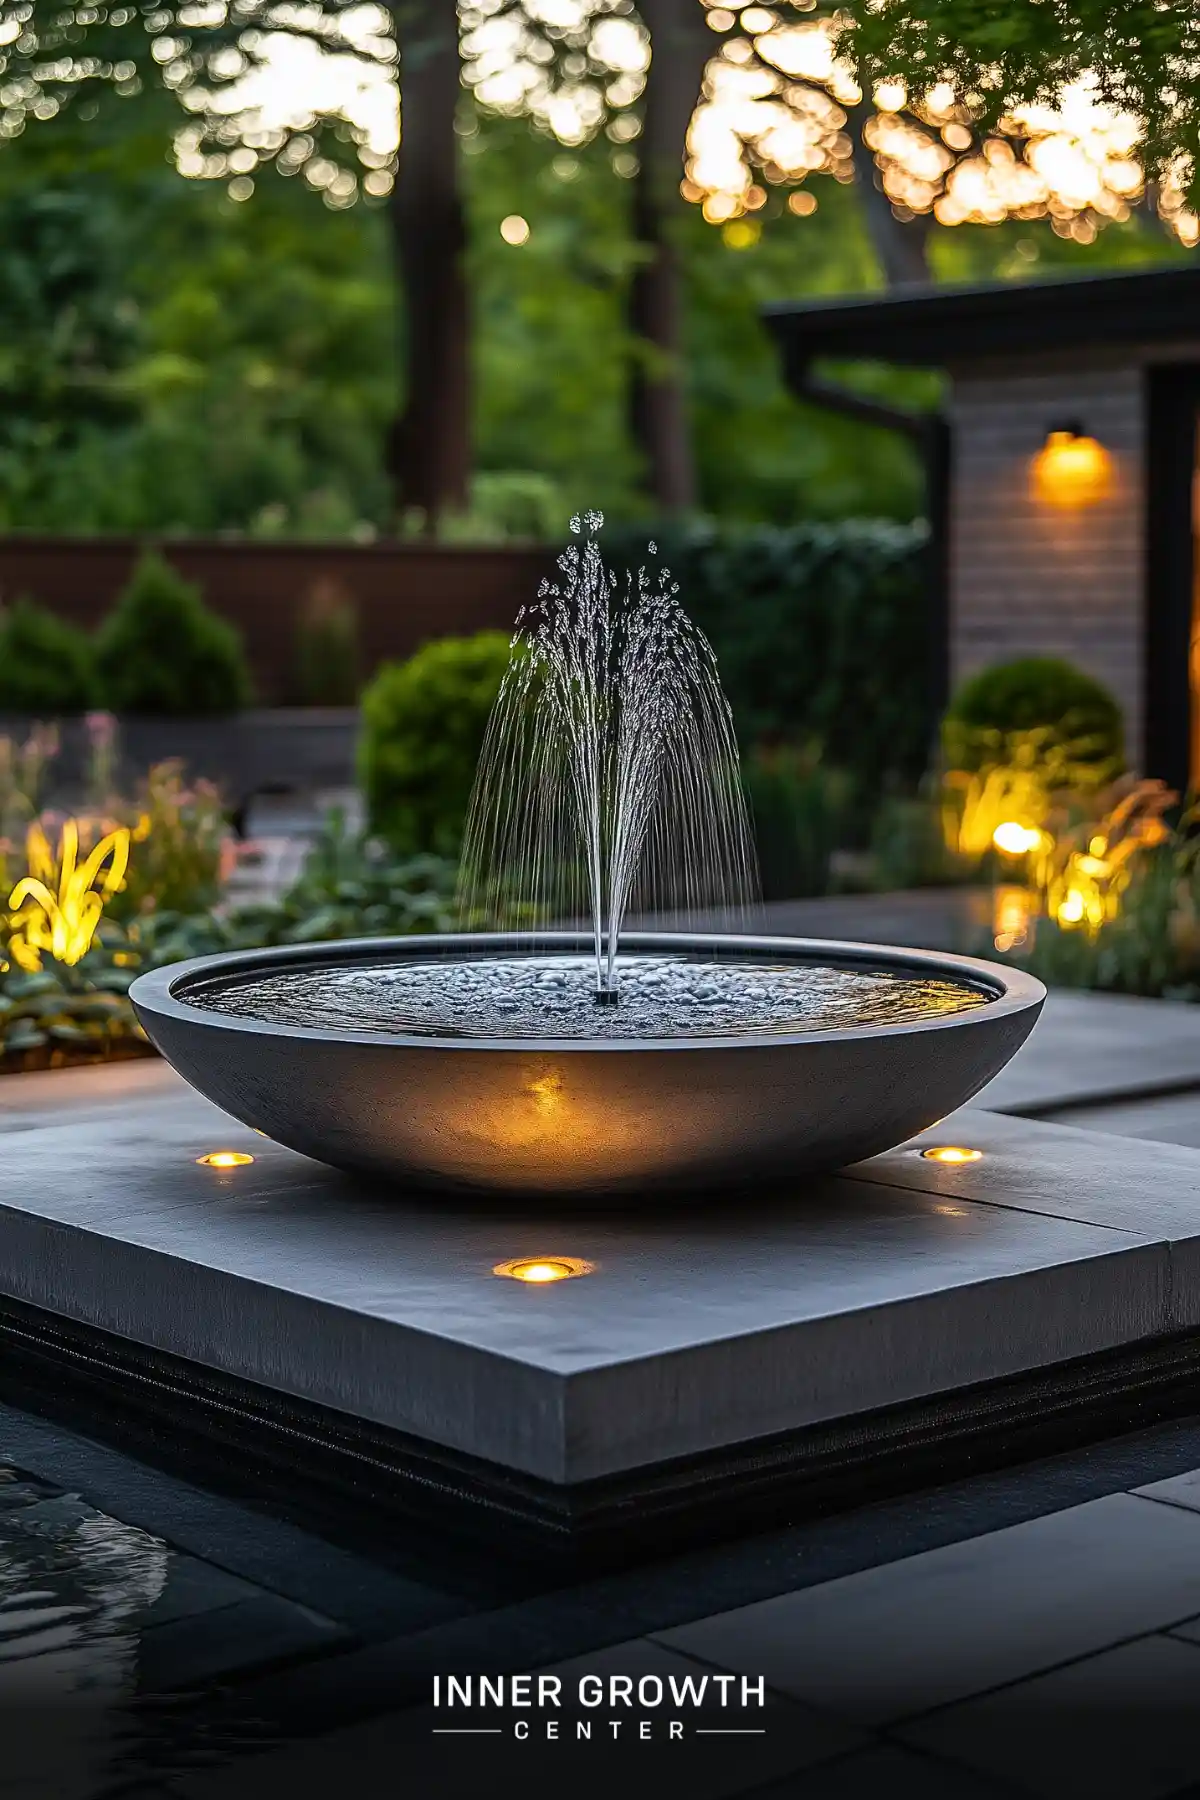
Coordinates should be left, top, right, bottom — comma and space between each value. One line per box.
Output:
992, 821, 1045, 856
493, 1257, 594, 1283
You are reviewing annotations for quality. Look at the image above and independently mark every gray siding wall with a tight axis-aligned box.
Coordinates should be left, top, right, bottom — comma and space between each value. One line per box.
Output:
948, 363, 1145, 759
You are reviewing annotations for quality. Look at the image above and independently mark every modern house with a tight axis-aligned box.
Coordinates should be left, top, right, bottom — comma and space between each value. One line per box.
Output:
766, 265, 1200, 794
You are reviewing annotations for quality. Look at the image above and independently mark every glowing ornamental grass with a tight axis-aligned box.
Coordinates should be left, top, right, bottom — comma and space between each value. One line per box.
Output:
458, 512, 758, 1000
6, 818, 130, 971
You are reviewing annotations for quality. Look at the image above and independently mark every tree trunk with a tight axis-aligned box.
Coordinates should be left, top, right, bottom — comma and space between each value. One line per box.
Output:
628, 0, 711, 512
847, 101, 932, 288
387, 0, 469, 531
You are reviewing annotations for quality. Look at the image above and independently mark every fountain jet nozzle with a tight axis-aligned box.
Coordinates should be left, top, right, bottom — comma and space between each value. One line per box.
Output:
593, 984, 619, 1007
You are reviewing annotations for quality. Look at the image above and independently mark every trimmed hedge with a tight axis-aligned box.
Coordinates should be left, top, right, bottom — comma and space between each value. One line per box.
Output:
942, 655, 1124, 776
359, 630, 514, 855
0, 597, 95, 714
604, 519, 932, 798
95, 548, 253, 716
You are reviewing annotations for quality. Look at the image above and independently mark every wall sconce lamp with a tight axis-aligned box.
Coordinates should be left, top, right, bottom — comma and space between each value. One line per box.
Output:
1031, 418, 1114, 509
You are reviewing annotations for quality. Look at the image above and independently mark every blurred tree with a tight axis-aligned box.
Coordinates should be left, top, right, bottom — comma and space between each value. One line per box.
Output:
0, 0, 470, 525
628, 0, 709, 509
389, 0, 470, 527
0, 0, 1195, 534
0, 87, 1182, 534
0, 106, 394, 534
680, 8, 1198, 264
467, 0, 1199, 501
0, 186, 139, 508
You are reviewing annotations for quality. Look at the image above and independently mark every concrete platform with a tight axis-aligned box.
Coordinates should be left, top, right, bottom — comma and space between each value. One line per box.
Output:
4, 988, 1200, 1554
0, 1090, 1178, 1543
0, 1080, 1185, 1474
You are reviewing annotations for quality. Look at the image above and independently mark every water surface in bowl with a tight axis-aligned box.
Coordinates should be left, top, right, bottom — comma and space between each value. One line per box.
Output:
184, 953, 992, 1041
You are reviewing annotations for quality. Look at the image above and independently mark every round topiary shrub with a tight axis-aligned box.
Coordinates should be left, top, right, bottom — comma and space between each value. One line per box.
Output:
0, 597, 95, 714
359, 631, 514, 855
942, 656, 1124, 776
95, 548, 253, 716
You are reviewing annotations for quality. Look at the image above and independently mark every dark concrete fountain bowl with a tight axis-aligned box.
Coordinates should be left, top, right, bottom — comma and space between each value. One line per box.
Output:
130, 932, 1045, 1198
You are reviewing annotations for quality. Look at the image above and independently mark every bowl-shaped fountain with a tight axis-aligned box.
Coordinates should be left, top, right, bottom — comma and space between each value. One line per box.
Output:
130, 930, 1043, 1197
133, 515, 1044, 1196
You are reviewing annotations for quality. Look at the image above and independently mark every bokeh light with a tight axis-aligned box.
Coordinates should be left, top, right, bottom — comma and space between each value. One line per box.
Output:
6, 1, 1192, 245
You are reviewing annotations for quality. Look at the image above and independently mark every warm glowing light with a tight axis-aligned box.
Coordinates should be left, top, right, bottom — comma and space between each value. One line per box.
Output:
944, 759, 1051, 862
1052, 850, 1114, 929
993, 820, 1045, 856
526, 1071, 564, 1113
1039, 779, 1173, 936
1032, 429, 1114, 509
921, 1146, 983, 1165
499, 213, 531, 245
993, 883, 1034, 953
493, 1256, 594, 1283
6, 819, 131, 972
196, 1151, 256, 1168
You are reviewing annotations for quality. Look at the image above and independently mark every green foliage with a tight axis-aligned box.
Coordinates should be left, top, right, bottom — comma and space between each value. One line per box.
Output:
0, 957, 144, 1068
468, 117, 643, 520
359, 632, 513, 856
127, 813, 459, 969
95, 550, 253, 716
229, 814, 456, 948
606, 519, 933, 800
680, 187, 932, 524
942, 657, 1124, 777
405, 471, 572, 545
743, 745, 850, 900
869, 789, 971, 890
0, 183, 140, 526
469, 113, 931, 525
116, 759, 228, 918
0, 117, 393, 536
0, 599, 95, 715
289, 592, 361, 707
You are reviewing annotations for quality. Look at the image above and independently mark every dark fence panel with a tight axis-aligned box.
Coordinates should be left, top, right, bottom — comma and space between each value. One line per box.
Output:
0, 538, 553, 703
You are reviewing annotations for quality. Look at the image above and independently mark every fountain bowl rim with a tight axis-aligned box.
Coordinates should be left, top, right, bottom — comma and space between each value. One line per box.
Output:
130, 931, 1045, 1055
